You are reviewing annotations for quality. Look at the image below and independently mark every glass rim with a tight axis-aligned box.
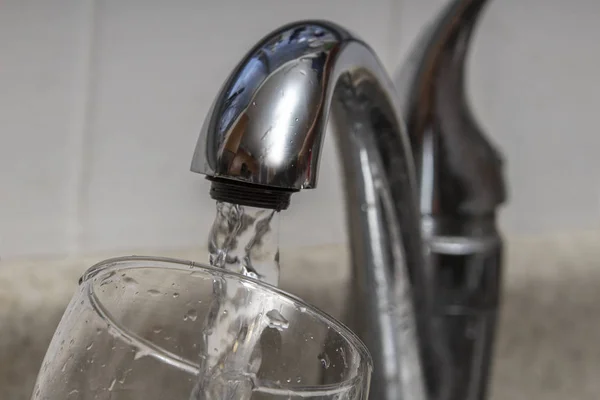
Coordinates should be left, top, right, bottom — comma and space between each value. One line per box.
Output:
80, 255, 373, 392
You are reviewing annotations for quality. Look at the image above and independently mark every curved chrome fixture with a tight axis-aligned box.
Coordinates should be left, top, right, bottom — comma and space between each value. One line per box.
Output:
395, 1, 505, 399
396, 0, 505, 217
192, 21, 430, 400
191, 1, 506, 399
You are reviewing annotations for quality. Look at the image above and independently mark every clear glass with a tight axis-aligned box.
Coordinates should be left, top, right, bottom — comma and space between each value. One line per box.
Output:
32, 256, 372, 399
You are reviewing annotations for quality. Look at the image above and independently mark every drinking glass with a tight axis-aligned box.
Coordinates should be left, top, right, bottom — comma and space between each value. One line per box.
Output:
32, 256, 372, 399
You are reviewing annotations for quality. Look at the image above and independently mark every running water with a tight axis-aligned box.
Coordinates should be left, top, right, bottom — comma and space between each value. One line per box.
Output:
208, 201, 280, 286
191, 201, 282, 399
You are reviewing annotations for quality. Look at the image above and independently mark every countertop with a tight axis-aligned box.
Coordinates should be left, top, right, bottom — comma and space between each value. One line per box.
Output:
2, 233, 600, 399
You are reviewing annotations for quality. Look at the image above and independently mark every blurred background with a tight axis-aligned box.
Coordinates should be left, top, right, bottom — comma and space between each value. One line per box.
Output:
1, 0, 600, 399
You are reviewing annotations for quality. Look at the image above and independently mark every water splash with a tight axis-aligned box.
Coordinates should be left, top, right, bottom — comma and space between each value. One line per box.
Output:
265, 309, 289, 331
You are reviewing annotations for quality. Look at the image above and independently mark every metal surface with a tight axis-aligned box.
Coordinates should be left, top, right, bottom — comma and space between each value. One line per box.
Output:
191, 24, 349, 190
395, 1, 505, 399
395, 0, 505, 217
191, 1, 506, 399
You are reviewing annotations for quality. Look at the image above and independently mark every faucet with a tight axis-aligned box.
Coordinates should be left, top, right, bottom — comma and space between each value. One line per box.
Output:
190, 0, 506, 399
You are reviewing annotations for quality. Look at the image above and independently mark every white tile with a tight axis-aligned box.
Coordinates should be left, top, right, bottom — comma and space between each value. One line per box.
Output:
0, 0, 89, 258
391, 0, 448, 68
81, 0, 395, 253
468, 0, 600, 234
4, 0, 600, 259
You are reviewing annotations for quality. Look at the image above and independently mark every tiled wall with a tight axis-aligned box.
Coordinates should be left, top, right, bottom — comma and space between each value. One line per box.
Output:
2, 0, 600, 260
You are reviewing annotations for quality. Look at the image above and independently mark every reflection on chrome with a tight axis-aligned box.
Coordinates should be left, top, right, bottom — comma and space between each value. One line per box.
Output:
191, 1, 506, 399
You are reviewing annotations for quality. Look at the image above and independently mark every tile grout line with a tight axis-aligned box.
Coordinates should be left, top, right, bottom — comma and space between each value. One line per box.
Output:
66, 0, 98, 257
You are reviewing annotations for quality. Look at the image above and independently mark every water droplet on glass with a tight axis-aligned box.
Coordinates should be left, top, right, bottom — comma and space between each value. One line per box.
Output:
99, 271, 115, 287
190, 270, 204, 278
339, 347, 348, 368
173, 292, 179, 298
122, 275, 138, 285
295, 118, 299, 122
99, 278, 112, 287
147, 289, 161, 296
134, 348, 149, 360
153, 327, 162, 334
286, 378, 291, 383
185, 308, 198, 322
86, 342, 94, 351
244, 270, 259, 280
252, 101, 256, 106
265, 309, 289, 331
318, 352, 331, 369
296, 376, 302, 383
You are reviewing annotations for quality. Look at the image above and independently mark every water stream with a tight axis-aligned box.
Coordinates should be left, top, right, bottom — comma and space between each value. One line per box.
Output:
191, 201, 283, 399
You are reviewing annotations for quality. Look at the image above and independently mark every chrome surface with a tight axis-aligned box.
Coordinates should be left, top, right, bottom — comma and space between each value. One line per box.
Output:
191, 1, 505, 399
395, 0, 505, 217
395, 1, 505, 399
191, 24, 350, 190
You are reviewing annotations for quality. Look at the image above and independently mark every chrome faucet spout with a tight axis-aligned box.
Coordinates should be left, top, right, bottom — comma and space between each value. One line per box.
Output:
192, 21, 431, 400
191, 3, 506, 399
